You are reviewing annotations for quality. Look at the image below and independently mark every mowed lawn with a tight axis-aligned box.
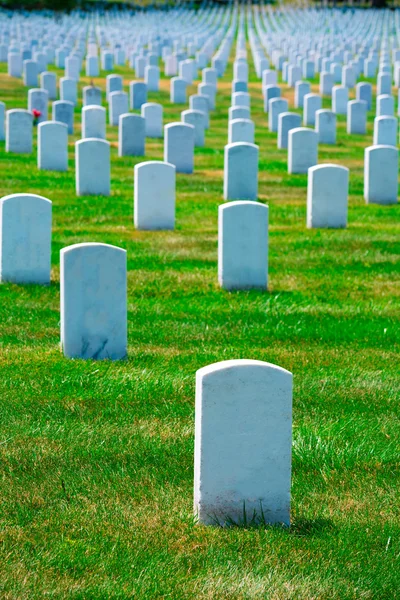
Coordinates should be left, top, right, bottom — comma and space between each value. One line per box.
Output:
0, 39, 399, 599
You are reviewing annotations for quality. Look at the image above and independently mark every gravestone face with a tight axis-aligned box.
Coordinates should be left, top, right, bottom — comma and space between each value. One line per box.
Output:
288, 64, 301, 87
75, 139, 111, 196
0, 102, 4, 141
179, 59, 194, 84
0, 193, 51, 284
232, 91, 250, 109
134, 161, 176, 230
376, 94, 394, 117
342, 65, 356, 88
373, 116, 397, 146
53, 100, 74, 134
141, 102, 163, 138
119, 113, 145, 156
347, 100, 367, 134
303, 59, 315, 79
83, 86, 102, 107
60, 77, 77, 105
234, 60, 248, 82
303, 93, 322, 127
364, 145, 398, 205
86, 56, 99, 77
288, 127, 318, 174
8, 52, 22, 78
377, 72, 391, 96
165, 55, 177, 76
56, 48, 66, 69
101, 51, 114, 71
82, 106, 106, 139
28, 88, 48, 123
268, 97, 288, 132
6, 109, 33, 153
135, 56, 146, 78
263, 85, 281, 112
129, 81, 147, 109
170, 77, 187, 104
294, 81, 310, 109
40, 71, 57, 100
182, 109, 205, 147
164, 122, 195, 174
38, 121, 68, 171
23, 59, 38, 87
319, 71, 334, 96
278, 112, 301, 149
307, 164, 349, 228
228, 106, 250, 122
145, 65, 160, 92
198, 83, 216, 110
218, 201, 268, 290
189, 94, 209, 128
316, 109, 336, 144
228, 118, 254, 144
262, 69, 277, 86
65, 55, 80, 80
332, 85, 348, 115
194, 359, 292, 526
60, 243, 127, 360
224, 142, 258, 201
106, 74, 123, 101
356, 82, 372, 110
109, 91, 129, 126
232, 79, 248, 94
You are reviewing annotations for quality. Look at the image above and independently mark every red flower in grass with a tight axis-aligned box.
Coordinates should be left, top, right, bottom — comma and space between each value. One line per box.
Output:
32, 109, 41, 125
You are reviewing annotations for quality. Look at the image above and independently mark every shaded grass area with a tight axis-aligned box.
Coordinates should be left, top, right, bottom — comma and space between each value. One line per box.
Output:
0, 31, 399, 599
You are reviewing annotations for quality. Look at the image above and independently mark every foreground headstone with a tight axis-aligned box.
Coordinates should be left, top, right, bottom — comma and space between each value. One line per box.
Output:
119, 114, 145, 156
60, 243, 127, 360
164, 123, 195, 173
194, 359, 292, 526
307, 164, 349, 228
224, 143, 258, 201
0, 193, 51, 284
60, 77, 77, 105
134, 161, 175, 230
364, 145, 398, 205
83, 86, 102, 107
288, 128, 318, 174
6, 109, 33, 153
38, 121, 68, 171
75, 139, 110, 196
218, 201, 268, 290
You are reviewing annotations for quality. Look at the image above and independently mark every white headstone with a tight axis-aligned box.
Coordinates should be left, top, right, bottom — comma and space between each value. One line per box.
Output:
81, 106, 106, 139
315, 109, 336, 144
288, 128, 318, 174
164, 123, 195, 174
364, 145, 398, 205
218, 201, 268, 290
224, 143, 258, 201
194, 359, 292, 526
38, 121, 68, 171
307, 164, 349, 228
6, 109, 33, 153
134, 161, 176, 230
75, 139, 110, 196
0, 193, 51, 284
60, 243, 127, 360
141, 102, 163, 138
119, 113, 145, 156
278, 112, 301, 149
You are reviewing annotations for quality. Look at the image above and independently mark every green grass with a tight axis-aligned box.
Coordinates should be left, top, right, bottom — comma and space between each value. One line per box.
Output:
0, 41, 399, 599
